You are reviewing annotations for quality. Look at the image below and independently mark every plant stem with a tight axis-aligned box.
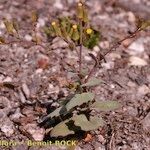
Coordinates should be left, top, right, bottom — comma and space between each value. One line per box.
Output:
79, 20, 83, 75
85, 28, 140, 82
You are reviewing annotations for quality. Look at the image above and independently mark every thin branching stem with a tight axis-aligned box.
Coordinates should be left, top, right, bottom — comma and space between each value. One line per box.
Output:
79, 20, 83, 75
85, 28, 141, 82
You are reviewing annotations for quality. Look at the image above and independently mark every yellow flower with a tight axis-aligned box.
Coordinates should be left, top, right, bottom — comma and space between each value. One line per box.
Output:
86, 28, 93, 34
72, 24, 77, 29
51, 21, 56, 26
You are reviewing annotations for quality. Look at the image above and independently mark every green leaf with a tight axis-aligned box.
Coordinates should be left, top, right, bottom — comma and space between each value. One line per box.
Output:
83, 30, 100, 49
66, 92, 94, 111
40, 106, 67, 123
81, 77, 103, 87
72, 114, 104, 131
43, 26, 56, 37
71, 29, 80, 41
60, 17, 72, 33
50, 120, 74, 137
91, 101, 120, 111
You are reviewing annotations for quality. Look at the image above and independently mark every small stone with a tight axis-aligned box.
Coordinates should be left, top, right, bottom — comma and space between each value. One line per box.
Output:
22, 83, 30, 98
99, 41, 109, 49
37, 18, 45, 27
0, 21, 5, 29
98, 135, 105, 143
19, 89, 26, 104
95, 146, 105, 150
24, 34, 32, 41
141, 113, 150, 134
127, 12, 136, 22
137, 85, 150, 96
51, 38, 68, 49
23, 123, 45, 141
84, 56, 92, 61
129, 56, 147, 66
3, 76, 12, 82
53, 0, 63, 9
93, 46, 100, 52
1, 119, 14, 137
127, 106, 138, 116
10, 108, 24, 122
101, 61, 114, 69
127, 81, 136, 87
128, 39, 145, 55
108, 53, 121, 61
35, 68, 43, 74
0, 96, 11, 114
51, 102, 59, 107
110, 84, 115, 89
0, 111, 6, 123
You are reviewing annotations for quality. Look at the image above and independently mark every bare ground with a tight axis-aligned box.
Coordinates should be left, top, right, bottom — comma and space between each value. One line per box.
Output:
0, 0, 150, 150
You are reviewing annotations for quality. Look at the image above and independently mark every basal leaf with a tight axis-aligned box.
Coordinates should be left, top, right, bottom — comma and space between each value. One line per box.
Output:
91, 101, 120, 111
81, 77, 103, 87
72, 114, 104, 131
50, 120, 74, 137
39, 106, 67, 123
66, 92, 94, 111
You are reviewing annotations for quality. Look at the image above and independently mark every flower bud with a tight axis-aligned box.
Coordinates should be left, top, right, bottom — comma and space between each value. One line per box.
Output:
77, 3, 84, 19
51, 21, 62, 37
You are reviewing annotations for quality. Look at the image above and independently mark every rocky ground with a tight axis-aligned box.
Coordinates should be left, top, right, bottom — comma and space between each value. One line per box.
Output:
0, 0, 150, 150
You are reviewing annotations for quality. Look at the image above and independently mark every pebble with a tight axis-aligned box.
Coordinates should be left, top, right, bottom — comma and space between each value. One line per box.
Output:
101, 61, 114, 70
53, 0, 63, 9
127, 12, 136, 22
99, 41, 109, 49
93, 46, 100, 52
108, 53, 121, 61
24, 34, 32, 41
0, 96, 12, 115
3, 76, 12, 82
51, 102, 59, 107
23, 123, 45, 141
1, 119, 14, 137
37, 18, 45, 27
0, 21, 5, 29
95, 146, 105, 150
0, 111, 7, 123
141, 113, 150, 134
10, 108, 24, 121
128, 56, 147, 66
137, 85, 150, 96
128, 39, 145, 55
35, 68, 43, 74
51, 38, 68, 49
98, 134, 105, 143
22, 83, 30, 98
127, 106, 138, 116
